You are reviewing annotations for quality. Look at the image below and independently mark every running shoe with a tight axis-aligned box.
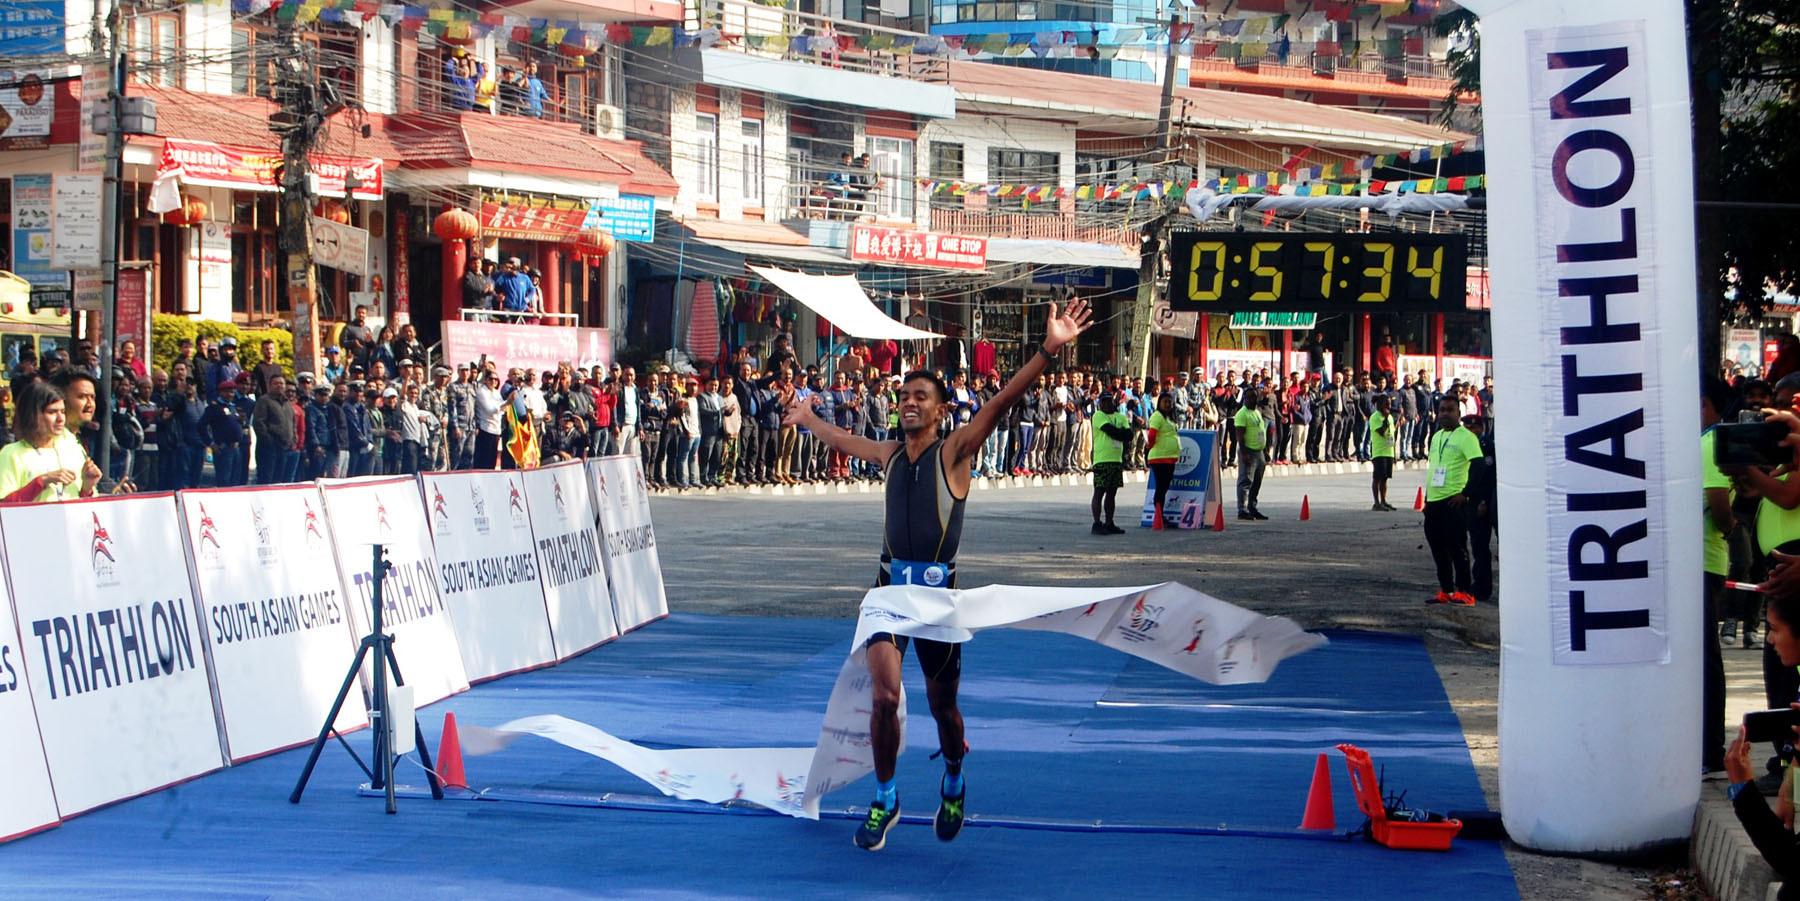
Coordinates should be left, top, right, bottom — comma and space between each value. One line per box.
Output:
854, 799, 900, 851
1450, 591, 1477, 606
935, 775, 966, 842
1427, 590, 1454, 604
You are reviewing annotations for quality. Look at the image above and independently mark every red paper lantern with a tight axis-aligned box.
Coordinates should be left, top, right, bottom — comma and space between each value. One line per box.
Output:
569, 228, 615, 261
433, 206, 480, 241
161, 195, 209, 226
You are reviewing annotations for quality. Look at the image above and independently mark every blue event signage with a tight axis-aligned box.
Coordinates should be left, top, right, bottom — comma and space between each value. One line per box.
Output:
1139, 429, 1221, 528
0, 1, 66, 56
583, 195, 654, 243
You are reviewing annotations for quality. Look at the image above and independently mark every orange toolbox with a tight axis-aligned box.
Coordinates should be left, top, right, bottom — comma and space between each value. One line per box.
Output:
1337, 743, 1464, 851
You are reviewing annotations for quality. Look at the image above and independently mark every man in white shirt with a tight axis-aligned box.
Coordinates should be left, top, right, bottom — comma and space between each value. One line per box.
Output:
396, 382, 437, 474
616, 366, 640, 456
473, 370, 506, 469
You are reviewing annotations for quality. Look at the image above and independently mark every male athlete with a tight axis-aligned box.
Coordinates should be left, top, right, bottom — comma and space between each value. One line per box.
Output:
783, 299, 1092, 850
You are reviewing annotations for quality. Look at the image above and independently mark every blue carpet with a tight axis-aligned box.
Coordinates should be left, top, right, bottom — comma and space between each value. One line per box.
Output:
0, 614, 1516, 899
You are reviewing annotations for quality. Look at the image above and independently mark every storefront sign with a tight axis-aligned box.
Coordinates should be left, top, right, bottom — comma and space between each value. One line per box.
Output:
478, 197, 589, 242
310, 216, 370, 277
0, 70, 54, 151
10, 174, 65, 294
51, 174, 102, 271
441, 321, 611, 374
1228, 312, 1316, 330
157, 139, 383, 200
849, 225, 986, 270
586, 194, 655, 243
0, 4, 64, 56
1725, 328, 1762, 374
392, 207, 409, 320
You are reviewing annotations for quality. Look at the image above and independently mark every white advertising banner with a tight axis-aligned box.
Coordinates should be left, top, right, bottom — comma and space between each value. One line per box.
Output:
2, 495, 225, 815
320, 477, 470, 706
588, 455, 669, 633
1205, 348, 1283, 382
1398, 354, 1438, 384
180, 486, 364, 761
1441, 355, 1491, 388
472, 582, 1323, 819
423, 470, 556, 681
0, 567, 60, 841
1477, 0, 1701, 851
1138, 430, 1222, 528
522, 460, 618, 659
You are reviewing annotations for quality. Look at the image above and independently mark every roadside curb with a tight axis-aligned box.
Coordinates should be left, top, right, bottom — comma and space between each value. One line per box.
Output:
1693, 781, 1779, 901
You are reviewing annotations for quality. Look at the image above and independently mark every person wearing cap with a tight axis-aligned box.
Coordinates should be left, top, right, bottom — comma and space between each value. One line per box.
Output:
448, 363, 477, 470
341, 381, 371, 475
493, 257, 537, 315
546, 411, 585, 462
200, 378, 249, 487
377, 386, 404, 474
205, 336, 243, 401
322, 346, 345, 385
303, 382, 336, 480
251, 375, 298, 484
423, 365, 452, 470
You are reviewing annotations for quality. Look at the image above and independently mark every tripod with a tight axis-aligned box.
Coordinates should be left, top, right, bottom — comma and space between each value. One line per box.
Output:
289, 543, 443, 813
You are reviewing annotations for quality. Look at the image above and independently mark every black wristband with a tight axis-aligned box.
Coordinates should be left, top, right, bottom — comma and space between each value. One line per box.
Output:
1036, 344, 1054, 363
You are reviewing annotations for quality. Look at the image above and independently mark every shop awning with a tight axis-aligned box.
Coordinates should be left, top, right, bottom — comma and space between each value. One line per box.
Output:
704, 239, 858, 269
984, 238, 1140, 269
750, 265, 943, 340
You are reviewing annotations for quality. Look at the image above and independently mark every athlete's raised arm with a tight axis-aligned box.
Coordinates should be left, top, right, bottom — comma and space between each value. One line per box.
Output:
782, 394, 898, 467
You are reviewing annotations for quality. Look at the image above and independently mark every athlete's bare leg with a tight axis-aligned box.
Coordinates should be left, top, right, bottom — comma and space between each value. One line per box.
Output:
867, 639, 904, 781
924, 674, 964, 759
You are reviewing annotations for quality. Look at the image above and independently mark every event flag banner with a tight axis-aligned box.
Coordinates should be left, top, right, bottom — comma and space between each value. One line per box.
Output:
1140, 429, 1222, 528
320, 477, 470, 706
0, 558, 60, 842
588, 455, 669, 632
1474, 0, 1701, 851
1, 495, 225, 815
179, 485, 364, 761
422, 471, 556, 682
474, 582, 1323, 818
522, 461, 618, 659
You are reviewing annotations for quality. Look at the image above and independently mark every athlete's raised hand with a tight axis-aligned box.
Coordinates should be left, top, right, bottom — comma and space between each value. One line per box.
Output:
780, 394, 821, 429
1043, 298, 1094, 352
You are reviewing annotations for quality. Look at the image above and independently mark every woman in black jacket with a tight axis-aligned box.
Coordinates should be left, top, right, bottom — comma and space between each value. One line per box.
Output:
1726, 579, 1800, 900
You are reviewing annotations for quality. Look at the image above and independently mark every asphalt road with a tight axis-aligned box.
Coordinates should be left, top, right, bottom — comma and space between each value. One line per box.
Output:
647, 467, 1700, 899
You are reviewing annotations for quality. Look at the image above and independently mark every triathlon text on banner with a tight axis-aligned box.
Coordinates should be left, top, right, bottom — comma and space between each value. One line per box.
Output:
424, 470, 556, 682
849, 225, 987, 270
1528, 23, 1665, 665
180, 485, 364, 762
588, 455, 669, 632
320, 477, 470, 706
522, 461, 619, 659
2, 494, 225, 815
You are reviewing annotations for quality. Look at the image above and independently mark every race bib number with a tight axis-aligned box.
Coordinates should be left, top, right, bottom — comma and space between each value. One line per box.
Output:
889, 558, 950, 588
1431, 467, 1448, 488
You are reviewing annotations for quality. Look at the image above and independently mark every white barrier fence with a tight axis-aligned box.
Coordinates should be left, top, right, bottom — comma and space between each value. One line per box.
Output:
0, 455, 667, 841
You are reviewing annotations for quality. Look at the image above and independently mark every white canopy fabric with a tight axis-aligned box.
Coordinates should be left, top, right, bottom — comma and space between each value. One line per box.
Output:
750, 265, 944, 340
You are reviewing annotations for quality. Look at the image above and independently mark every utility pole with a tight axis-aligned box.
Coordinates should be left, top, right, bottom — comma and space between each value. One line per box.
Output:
274, 21, 323, 379
1129, 10, 1183, 378
94, 0, 126, 488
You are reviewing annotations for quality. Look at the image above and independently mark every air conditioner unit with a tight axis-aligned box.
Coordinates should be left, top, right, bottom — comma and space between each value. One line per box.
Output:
593, 103, 626, 140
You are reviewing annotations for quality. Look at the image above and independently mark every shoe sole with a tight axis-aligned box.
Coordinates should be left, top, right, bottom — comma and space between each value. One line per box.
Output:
854, 807, 899, 851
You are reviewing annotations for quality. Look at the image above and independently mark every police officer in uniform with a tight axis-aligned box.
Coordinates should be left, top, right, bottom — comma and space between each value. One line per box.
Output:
784, 298, 1093, 852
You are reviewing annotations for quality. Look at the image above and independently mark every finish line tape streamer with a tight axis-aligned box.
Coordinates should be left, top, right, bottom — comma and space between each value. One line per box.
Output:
471, 582, 1326, 819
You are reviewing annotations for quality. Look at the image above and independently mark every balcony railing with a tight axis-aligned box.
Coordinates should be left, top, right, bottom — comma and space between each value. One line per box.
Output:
1192, 51, 1457, 88
928, 208, 1133, 247
687, 0, 949, 85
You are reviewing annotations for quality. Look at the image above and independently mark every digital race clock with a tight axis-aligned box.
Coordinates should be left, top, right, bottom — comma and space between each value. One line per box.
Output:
1166, 232, 1469, 313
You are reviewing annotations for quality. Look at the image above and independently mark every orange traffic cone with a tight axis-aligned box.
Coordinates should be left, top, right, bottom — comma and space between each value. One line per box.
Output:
1299, 495, 1311, 521
1413, 486, 1425, 511
437, 712, 467, 790
1212, 504, 1226, 532
1152, 509, 1166, 531
1300, 752, 1335, 830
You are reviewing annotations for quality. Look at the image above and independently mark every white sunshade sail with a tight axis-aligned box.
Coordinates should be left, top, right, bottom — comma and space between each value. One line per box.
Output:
750, 265, 944, 340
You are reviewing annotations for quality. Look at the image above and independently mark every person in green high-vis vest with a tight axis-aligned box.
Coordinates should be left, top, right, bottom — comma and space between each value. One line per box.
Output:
1088, 391, 1134, 535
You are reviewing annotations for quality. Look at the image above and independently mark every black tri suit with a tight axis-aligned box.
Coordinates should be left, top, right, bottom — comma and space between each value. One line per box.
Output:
871, 438, 967, 681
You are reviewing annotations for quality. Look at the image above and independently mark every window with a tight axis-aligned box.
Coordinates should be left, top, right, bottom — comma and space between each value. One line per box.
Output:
928, 141, 963, 210
695, 113, 720, 201
130, 14, 181, 88
988, 148, 1059, 212
869, 136, 915, 220
741, 119, 765, 207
